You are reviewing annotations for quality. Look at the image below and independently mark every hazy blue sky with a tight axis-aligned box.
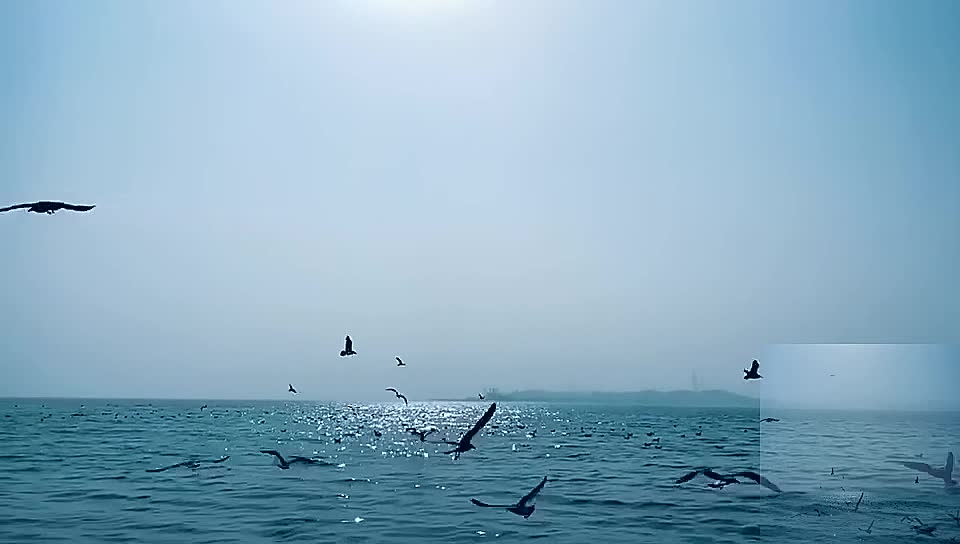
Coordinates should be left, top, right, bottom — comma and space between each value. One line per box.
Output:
1, 1, 958, 401
759, 344, 960, 411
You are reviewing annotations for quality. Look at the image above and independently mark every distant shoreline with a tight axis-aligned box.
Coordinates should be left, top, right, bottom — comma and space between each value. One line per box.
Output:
433, 389, 761, 408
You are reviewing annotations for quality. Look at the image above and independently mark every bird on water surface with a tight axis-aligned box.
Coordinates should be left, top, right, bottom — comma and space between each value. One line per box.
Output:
0, 201, 96, 214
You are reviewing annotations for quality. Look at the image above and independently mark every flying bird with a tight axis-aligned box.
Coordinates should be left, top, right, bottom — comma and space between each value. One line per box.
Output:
675, 468, 782, 493
743, 360, 762, 380
200, 405, 208, 411
396, 357, 405, 367
478, 393, 485, 400
146, 456, 229, 473
761, 417, 779, 422
340, 335, 357, 357
259, 450, 327, 469
385, 388, 408, 405
444, 402, 496, 459
0, 201, 96, 215
407, 426, 438, 442
471, 476, 547, 519
902, 451, 955, 486
288, 384, 297, 394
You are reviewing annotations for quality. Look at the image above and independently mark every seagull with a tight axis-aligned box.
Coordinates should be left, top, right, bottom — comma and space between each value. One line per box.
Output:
385, 388, 408, 405
340, 335, 357, 357
902, 451, 956, 486
200, 405, 208, 411
259, 450, 327, 469
407, 426, 438, 442
761, 417, 779, 422
675, 469, 782, 493
396, 357, 405, 367
146, 455, 229, 472
471, 476, 547, 519
288, 384, 297, 394
444, 402, 496, 459
0, 201, 96, 215
743, 360, 762, 380
478, 393, 485, 400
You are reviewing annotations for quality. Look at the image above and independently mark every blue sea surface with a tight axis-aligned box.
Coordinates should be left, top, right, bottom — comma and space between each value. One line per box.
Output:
1, 399, 958, 543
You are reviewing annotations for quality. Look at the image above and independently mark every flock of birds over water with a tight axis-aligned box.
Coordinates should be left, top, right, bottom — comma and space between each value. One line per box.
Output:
5, 201, 959, 536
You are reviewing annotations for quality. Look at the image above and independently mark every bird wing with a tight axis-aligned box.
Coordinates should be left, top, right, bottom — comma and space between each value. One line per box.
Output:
396, 357, 402, 364
517, 476, 548, 507
902, 462, 936, 475
60, 203, 95, 212
462, 403, 497, 443
733, 471, 782, 493
946, 452, 954, 481
345, 336, 353, 351
211, 456, 230, 464
751, 360, 759, 372
386, 388, 399, 394
260, 450, 286, 464
0, 203, 32, 213
471, 499, 512, 508
676, 470, 701, 484
702, 469, 729, 481
399, 394, 408, 405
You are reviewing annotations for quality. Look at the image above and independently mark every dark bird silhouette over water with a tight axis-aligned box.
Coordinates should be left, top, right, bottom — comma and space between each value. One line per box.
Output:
200, 404, 208, 411
340, 335, 357, 357
146, 455, 229, 473
761, 417, 779, 422
902, 451, 955, 486
444, 402, 496, 459
743, 360, 762, 380
675, 469, 782, 493
396, 357, 405, 367
407, 426, 437, 442
259, 450, 327, 469
0, 201, 96, 215
478, 393, 485, 400
385, 388, 408, 405
471, 476, 547, 519
288, 384, 297, 394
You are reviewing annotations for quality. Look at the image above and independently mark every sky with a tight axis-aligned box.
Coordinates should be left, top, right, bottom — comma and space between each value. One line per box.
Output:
1, 1, 958, 402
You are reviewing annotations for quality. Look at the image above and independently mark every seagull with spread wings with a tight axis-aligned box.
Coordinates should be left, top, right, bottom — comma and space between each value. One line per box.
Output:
340, 335, 357, 357
288, 384, 297, 394
385, 388, 408, 405
743, 360, 762, 380
444, 402, 496, 459
902, 451, 956, 486
471, 476, 548, 519
395, 357, 405, 367
675, 468, 782, 493
259, 450, 327, 469
0, 201, 96, 215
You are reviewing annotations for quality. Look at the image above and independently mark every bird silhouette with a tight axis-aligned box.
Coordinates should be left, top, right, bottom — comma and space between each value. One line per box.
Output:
478, 393, 485, 400
761, 417, 779, 422
902, 451, 955, 486
146, 456, 229, 473
0, 201, 96, 214
340, 335, 357, 357
396, 357, 405, 367
743, 360, 762, 380
471, 476, 547, 519
444, 403, 496, 459
675, 468, 781, 493
200, 404, 208, 411
259, 450, 327, 469
859, 520, 875, 534
385, 388, 408, 405
288, 384, 297, 394
407, 426, 438, 441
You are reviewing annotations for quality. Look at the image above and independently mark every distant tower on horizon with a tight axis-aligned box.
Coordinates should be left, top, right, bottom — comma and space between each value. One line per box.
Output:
691, 370, 700, 392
